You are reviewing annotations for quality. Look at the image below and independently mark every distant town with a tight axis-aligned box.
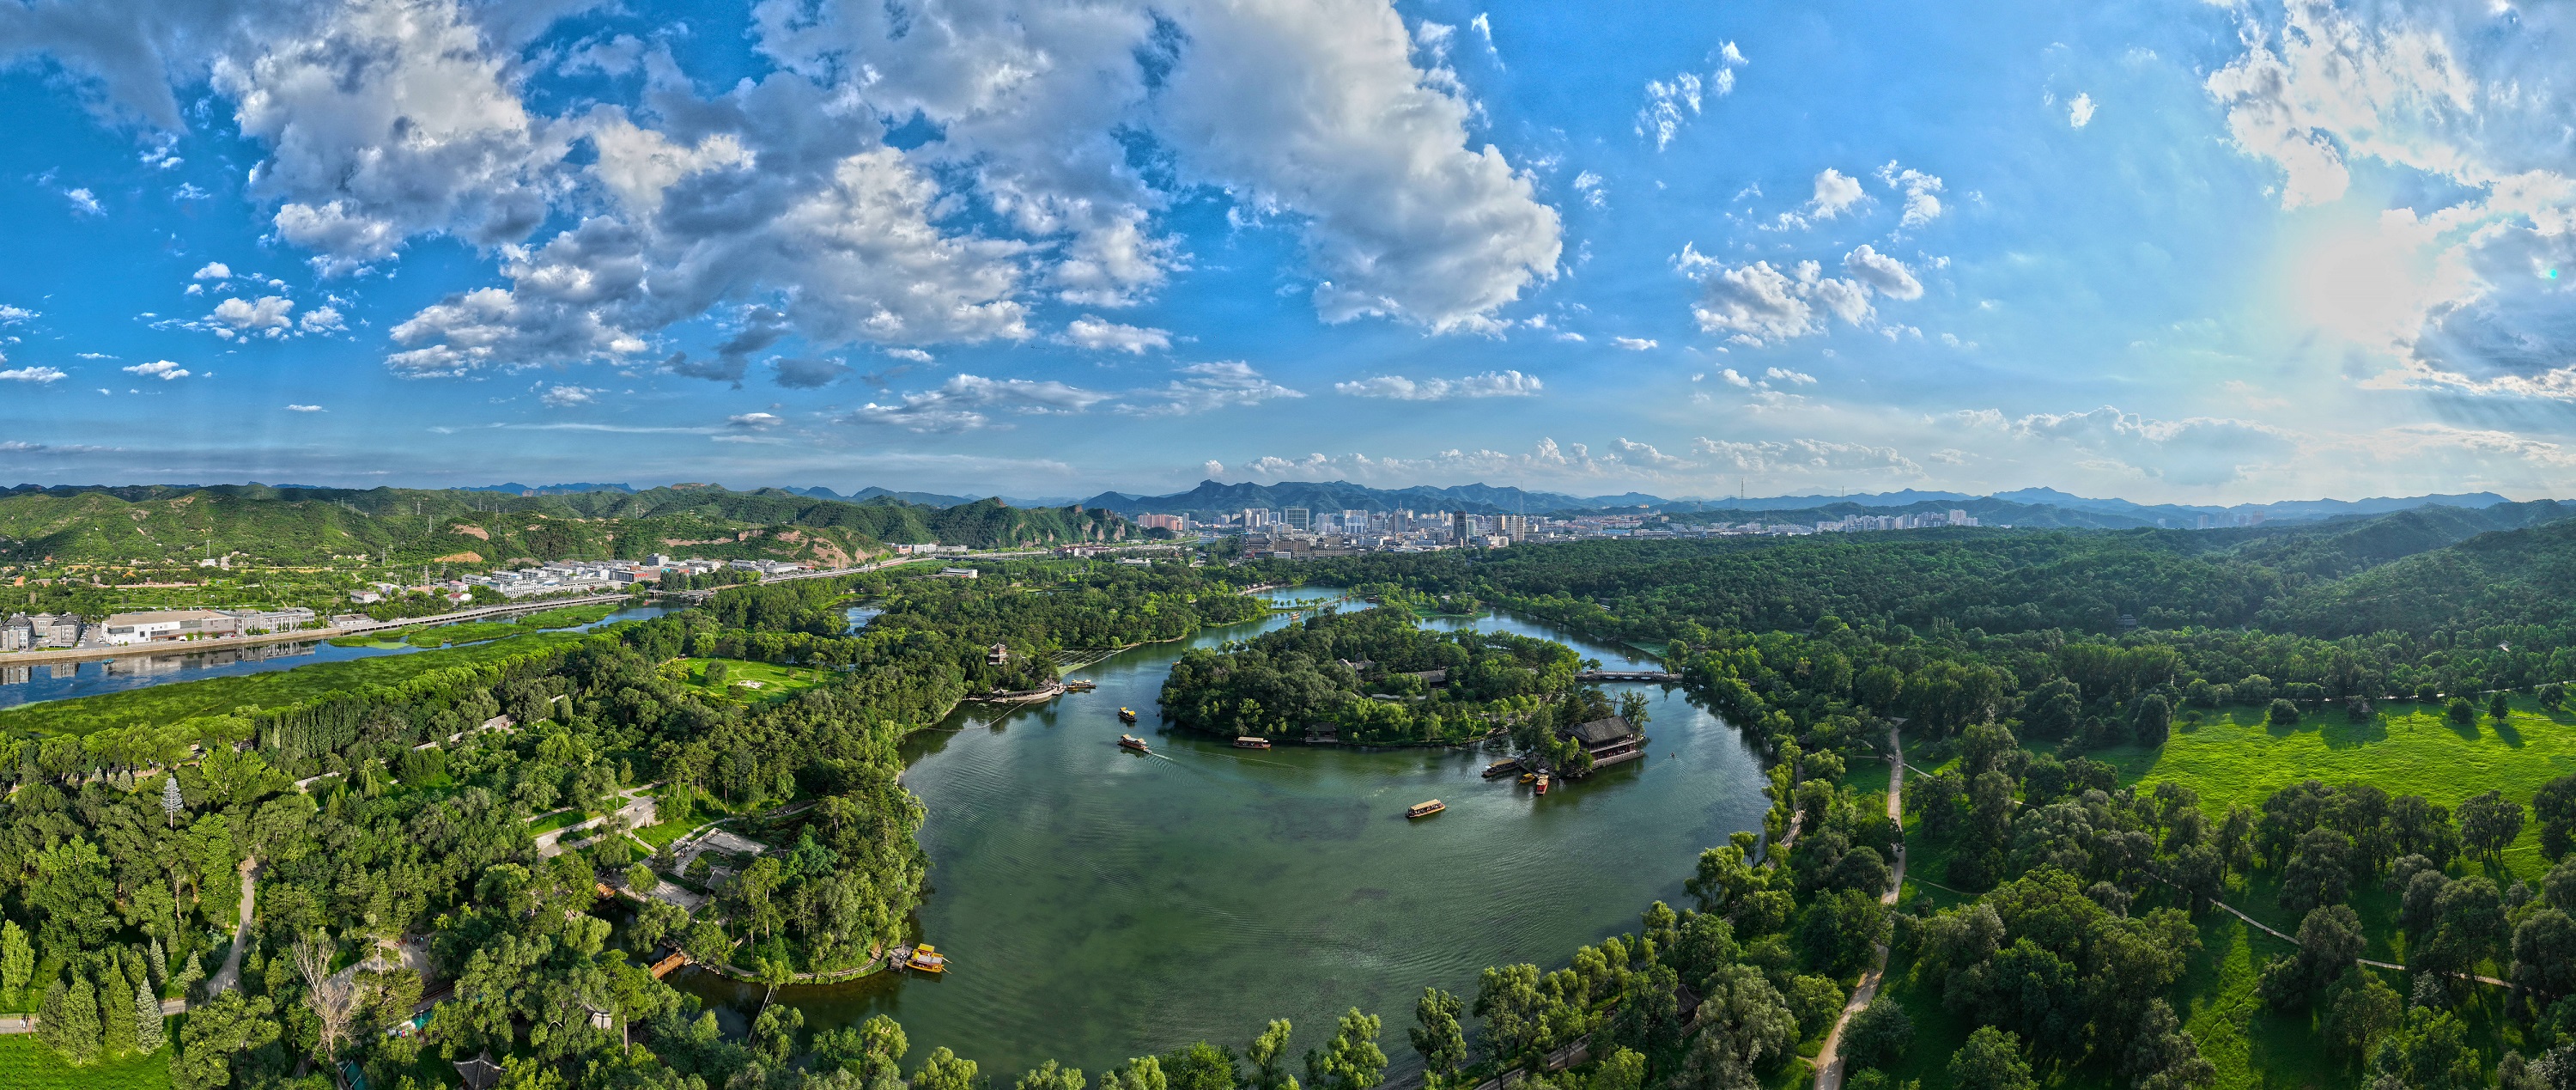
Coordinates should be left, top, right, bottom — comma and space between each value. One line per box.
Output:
1176, 504, 1992, 557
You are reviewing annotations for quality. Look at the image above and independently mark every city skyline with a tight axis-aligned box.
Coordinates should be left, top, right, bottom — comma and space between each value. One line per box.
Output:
4, 0, 2574, 503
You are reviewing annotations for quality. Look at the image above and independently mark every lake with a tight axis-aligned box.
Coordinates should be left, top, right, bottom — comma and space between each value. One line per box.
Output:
679, 590, 1770, 1077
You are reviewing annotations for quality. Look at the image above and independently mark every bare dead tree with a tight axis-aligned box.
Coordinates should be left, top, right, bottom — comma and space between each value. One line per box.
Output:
294, 935, 368, 1087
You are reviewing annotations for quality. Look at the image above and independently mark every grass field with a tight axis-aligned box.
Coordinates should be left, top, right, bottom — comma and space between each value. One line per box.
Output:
0, 630, 596, 738
0, 1036, 171, 1090
518, 603, 623, 629
2086, 696, 2576, 880
528, 808, 592, 834
405, 619, 531, 647
671, 657, 835, 705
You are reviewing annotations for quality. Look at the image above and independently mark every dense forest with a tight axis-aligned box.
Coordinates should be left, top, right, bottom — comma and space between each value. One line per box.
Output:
0, 485, 1132, 568
1158, 607, 1586, 746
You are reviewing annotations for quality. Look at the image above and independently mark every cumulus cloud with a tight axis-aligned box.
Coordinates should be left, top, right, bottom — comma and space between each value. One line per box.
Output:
1613, 337, 1658, 350
296, 306, 343, 334
208, 295, 295, 338
192, 262, 232, 280
1842, 245, 1924, 300
1064, 316, 1172, 354
1876, 162, 1945, 229
0, 305, 34, 325
124, 360, 189, 380
538, 384, 601, 407
1334, 370, 1543, 400
1680, 253, 1871, 344
1765, 367, 1816, 385
2, 366, 70, 383
852, 374, 1113, 432
63, 187, 101, 216
2068, 92, 2096, 128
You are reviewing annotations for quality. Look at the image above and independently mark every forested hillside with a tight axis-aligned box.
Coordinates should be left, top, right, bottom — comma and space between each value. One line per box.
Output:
0, 486, 1130, 568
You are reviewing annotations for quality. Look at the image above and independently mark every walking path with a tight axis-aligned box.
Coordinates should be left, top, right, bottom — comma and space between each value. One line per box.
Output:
206, 858, 260, 995
1810, 728, 1907, 1090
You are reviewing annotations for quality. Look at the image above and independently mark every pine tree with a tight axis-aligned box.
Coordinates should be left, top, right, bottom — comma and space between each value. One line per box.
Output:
162, 774, 185, 826
99, 967, 139, 1056
147, 938, 169, 992
42, 975, 100, 1065
135, 981, 166, 1053
0, 921, 31, 1002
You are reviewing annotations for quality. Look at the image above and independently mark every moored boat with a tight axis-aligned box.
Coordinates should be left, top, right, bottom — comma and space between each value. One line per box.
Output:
1118, 707, 1139, 722
1234, 737, 1272, 749
1406, 799, 1446, 819
1517, 771, 1537, 785
1482, 758, 1521, 778
1534, 773, 1550, 795
1119, 734, 1151, 753
906, 944, 947, 973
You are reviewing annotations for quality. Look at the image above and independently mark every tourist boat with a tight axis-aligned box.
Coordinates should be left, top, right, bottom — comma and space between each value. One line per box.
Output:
1234, 737, 1272, 749
1534, 773, 1551, 795
1406, 800, 1446, 819
1118, 707, 1139, 722
1517, 771, 1537, 785
1119, 734, 1151, 753
1482, 758, 1521, 778
906, 944, 948, 974
1065, 679, 1097, 692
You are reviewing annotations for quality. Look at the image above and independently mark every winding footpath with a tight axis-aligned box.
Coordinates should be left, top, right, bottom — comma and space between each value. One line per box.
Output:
1810, 728, 1907, 1090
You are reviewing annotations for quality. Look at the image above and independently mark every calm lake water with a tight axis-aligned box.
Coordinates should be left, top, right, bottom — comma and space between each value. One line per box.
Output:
0, 604, 673, 709
681, 591, 1770, 1077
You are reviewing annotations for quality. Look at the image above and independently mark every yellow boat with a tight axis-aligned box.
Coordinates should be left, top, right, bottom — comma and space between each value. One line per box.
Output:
1406, 800, 1446, 819
1118, 707, 1139, 723
907, 944, 948, 973
1517, 771, 1537, 785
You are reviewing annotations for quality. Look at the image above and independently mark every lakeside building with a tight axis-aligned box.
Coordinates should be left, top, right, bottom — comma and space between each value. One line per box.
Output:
2, 612, 88, 650
1560, 716, 1646, 774
94, 606, 319, 645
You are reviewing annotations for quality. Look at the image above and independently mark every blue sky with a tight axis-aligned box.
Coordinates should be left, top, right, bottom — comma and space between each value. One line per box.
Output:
2, 0, 2572, 502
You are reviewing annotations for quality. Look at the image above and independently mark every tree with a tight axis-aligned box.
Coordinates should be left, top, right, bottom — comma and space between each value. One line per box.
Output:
2536, 775, 2576, 862
1246, 1019, 1297, 1090
2448, 697, 2478, 727
2133, 693, 2172, 747
1408, 989, 1466, 1077
1947, 1027, 2036, 1090
1696, 964, 1797, 1075
1590, 1047, 1647, 1090
2324, 970, 2403, 1064
162, 773, 185, 826
293, 935, 366, 1081
2259, 904, 2365, 1012
39, 974, 100, 1065
2371, 1008, 2481, 1090
1842, 1001, 1913, 1072
0, 921, 30, 1002
2123, 1000, 2216, 1090
2493, 692, 2515, 722
914, 1047, 983, 1090
169, 990, 280, 1090
2460, 790, 2526, 862
1303, 1009, 1385, 1090
136, 979, 165, 1053
623, 862, 659, 894
1018, 1061, 1089, 1090
1473, 965, 1546, 1069
2279, 827, 2355, 913
2268, 698, 2300, 726
2512, 908, 2576, 999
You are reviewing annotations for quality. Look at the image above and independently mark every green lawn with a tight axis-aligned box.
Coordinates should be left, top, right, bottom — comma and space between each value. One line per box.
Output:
0, 1036, 171, 1090
671, 657, 835, 705
0, 630, 597, 738
527, 808, 592, 835
2086, 696, 2576, 880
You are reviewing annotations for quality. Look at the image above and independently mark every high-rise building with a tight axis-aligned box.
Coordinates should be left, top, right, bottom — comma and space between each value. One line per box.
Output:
1450, 511, 1473, 541
1283, 507, 1311, 532
1137, 514, 1184, 533
1498, 514, 1528, 540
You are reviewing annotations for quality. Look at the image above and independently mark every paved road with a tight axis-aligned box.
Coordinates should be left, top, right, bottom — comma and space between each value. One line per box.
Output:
1812, 728, 1908, 1090
534, 787, 659, 858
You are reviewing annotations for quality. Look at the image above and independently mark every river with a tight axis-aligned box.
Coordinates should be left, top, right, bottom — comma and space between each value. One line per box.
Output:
0, 604, 675, 709
679, 590, 1770, 1077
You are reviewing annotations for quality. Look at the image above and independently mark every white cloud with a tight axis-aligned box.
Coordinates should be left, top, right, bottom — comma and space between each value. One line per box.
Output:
1635, 43, 1745, 150
1155, 0, 1562, 331
1842, 245, 1924, 300
192, 262, 232, 280
297, 306, 344, 334
283, 403, 323, 411
538, 384, 601, 407
0, 306, 33, 326
1334, 369, 1543, 400
1124, 362, 1304, 416
852, 374, 1113, 432
1953, 405, 2299, 485
1, 367, 70, 383
1718, 368, 1753, 388
63, 187, 101, 216
1571, 171, 1607, 210
1765, 368, 1816, 386
1613, 437, 1692, 469
1876, 162, 1945, 228
2068, 92, 2096, 128
1682, 255, 1872, 344
727, 412, 783, 429
123, 360, 189, 380
1809, 168, 1864, 220
207, 295, 296, 339
1613, 337, 1658, 350
1691, 436, 1923, 477
1064, 316, 1172, 354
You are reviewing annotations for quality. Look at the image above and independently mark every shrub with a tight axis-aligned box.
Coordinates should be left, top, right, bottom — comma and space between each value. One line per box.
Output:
2268, 698, 2300, 726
